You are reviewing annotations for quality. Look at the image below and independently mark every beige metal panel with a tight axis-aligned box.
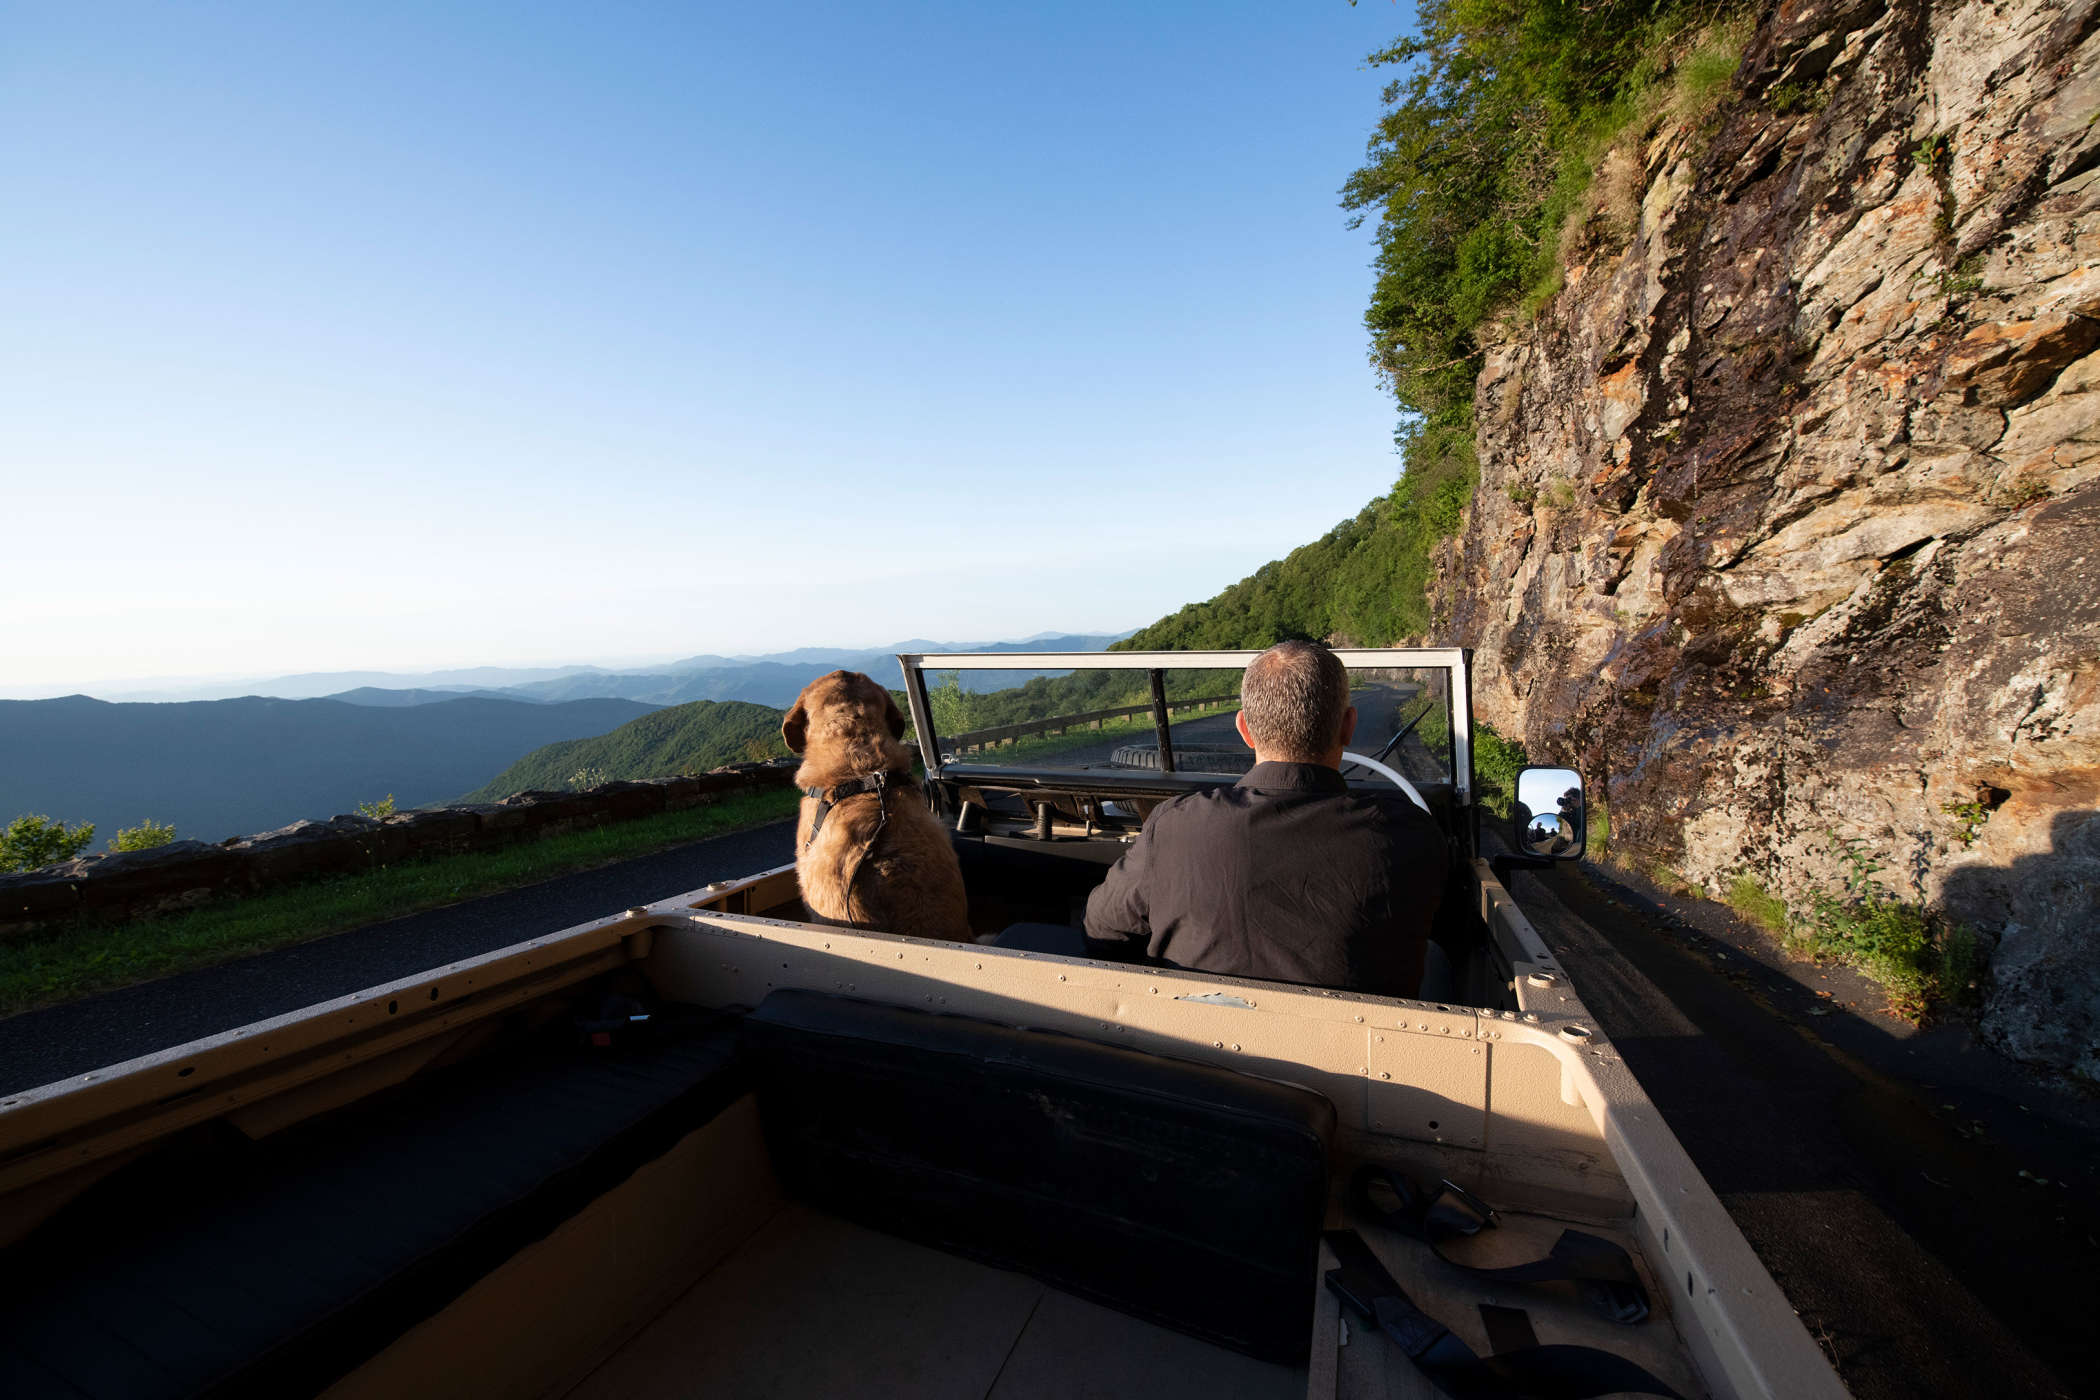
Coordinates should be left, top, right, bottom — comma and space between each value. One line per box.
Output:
1473, 858, 1581, 1018
326, 1095, 781, 1400
648, 911, 1491, 1145
0, 908, 663, 1196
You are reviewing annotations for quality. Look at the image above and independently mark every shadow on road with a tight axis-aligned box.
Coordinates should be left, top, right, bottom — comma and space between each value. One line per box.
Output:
1520, 861, 2096, 1400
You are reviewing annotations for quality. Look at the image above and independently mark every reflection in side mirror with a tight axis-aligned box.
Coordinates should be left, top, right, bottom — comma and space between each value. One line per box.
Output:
1513, 766, 1585, 860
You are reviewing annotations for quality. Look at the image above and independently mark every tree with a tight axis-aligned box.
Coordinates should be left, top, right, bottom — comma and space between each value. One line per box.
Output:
0, 814, 96, 873
111, 820, 178, 852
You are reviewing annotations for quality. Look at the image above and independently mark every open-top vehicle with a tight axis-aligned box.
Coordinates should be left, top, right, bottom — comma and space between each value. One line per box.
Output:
0, 649, 1846, 1399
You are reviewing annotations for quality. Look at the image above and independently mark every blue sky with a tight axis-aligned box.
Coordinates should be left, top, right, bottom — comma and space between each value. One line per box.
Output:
2, 1, 1415, 695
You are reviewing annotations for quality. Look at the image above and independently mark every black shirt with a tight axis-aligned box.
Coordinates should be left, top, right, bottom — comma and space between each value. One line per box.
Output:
1082, 761, 1447, 997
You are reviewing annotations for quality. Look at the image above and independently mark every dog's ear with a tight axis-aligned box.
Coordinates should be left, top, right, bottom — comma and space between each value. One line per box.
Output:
883, 692, 907, 740
782, 700, 809, 754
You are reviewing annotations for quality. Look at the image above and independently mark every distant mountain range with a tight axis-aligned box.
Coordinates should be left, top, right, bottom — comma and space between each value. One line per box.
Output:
316, 633, 1129, 710
465, 701, 789, 801
1, 632, 1131, 851
0, 695, 654, 846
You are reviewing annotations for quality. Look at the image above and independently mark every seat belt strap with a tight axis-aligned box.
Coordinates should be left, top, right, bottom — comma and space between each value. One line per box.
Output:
1324, 1230, 1683, 1400
1351, 1165, 1652, 1324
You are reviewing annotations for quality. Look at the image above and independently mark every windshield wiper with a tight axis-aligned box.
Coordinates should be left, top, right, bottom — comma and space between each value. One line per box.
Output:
1342, 696, 1434, 777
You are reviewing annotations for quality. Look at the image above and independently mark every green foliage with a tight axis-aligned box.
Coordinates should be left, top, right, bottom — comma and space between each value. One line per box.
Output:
1791, 837, 1981, 1019
1939, 799, 1990, 847
1767, 80, 1828, 115
0, 787, 800, 1015
1118, 435, 1472, 651
0, 814, 96, 873
913, 668, 1239, 740
1726, 874, 1788, 934
1472, 723, 1530, 819
110, 820, 177, 853
1342, 0, 1742, 422
469, 701, 788, 800
356, 794, 397, 820
1139, 0, 1746, 653
567, 766, 613, 793
1587, 797, 1610, 859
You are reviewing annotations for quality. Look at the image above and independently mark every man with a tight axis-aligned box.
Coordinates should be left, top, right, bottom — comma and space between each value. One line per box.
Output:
1083, 641, 1446, 997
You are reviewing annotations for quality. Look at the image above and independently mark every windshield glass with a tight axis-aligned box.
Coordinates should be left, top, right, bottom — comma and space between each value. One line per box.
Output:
899, 651, 1462, 794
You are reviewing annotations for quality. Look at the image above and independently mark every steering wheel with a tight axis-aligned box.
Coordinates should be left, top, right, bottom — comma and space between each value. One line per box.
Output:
1340, 751, 1431, 813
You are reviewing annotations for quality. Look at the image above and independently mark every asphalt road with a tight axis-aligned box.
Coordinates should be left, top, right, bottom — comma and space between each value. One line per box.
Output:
1517, 860, 2096, 1400
0, 819, 797, 1096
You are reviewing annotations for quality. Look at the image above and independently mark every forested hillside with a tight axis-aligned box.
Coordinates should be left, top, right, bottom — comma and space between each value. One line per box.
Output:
0, 695, 653, 844
466, 701, 788, 799
1121, 0, 1747, 651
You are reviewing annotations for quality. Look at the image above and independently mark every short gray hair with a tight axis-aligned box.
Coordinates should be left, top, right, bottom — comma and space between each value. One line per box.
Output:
1240, 641, 1349, 761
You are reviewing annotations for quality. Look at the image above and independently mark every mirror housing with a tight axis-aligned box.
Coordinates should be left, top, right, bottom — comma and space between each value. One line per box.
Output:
1513, 766, 1585, 860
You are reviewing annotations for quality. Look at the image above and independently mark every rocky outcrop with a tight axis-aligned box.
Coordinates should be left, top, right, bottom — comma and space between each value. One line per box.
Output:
1446, 0, 2100, 1073
0, 764, 794, 941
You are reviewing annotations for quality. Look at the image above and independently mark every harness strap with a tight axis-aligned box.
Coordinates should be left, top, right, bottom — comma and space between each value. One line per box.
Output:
1351, 1165, 1651, 1324
1325, 1229, 1683, 1400
801, 769, 914, 852
799, 768, 916, 930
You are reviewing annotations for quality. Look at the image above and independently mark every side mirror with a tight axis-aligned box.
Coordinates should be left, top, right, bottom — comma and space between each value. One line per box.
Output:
1512, 766, 1585, 860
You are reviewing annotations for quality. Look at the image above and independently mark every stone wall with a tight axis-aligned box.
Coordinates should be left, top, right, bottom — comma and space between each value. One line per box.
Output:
0, 763, 795, 942
1444, 0, 2099, 1073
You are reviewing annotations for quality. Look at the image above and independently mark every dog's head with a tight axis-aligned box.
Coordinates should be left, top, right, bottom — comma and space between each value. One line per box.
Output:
782, 670, 909, 775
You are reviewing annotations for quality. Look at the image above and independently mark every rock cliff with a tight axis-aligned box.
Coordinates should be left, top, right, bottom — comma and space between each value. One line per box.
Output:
1447, 0, 2100, 1073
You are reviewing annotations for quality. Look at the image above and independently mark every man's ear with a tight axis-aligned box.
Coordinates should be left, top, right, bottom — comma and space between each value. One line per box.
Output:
1338, 705, 1358, 748
1234, 710, 1255, 750
883, 692, 908, 739
781, 701, 808, 754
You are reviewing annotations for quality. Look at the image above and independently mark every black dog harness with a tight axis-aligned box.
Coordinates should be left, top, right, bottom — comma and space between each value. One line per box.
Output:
801, 768, 913, 850
800, 768, 916, 927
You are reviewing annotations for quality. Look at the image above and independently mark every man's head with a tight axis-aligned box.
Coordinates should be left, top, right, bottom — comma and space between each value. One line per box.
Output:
1234, 640, 1356, 767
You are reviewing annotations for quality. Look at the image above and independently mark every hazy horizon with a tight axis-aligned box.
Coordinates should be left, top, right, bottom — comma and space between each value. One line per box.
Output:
0, 624, 1141, 702
5, 2, 1415, 697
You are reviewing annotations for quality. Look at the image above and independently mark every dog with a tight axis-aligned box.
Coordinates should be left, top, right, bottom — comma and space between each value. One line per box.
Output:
781, 670, 971, 942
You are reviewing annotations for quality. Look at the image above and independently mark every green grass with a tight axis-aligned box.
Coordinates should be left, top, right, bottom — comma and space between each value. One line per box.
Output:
1726, 874, 1788, 934
1724, 855, 1980, 1021
951, 702, 1240, 767
1472, 723, 1531, 820
0, 786, 801, 1018
1797, 887, 1981, 1020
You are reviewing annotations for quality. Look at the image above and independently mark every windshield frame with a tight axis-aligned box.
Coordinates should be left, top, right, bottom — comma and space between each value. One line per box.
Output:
894, 647, 1475, 808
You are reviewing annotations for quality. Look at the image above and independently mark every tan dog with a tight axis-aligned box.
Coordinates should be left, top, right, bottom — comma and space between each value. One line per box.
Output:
782, 670, 970, 942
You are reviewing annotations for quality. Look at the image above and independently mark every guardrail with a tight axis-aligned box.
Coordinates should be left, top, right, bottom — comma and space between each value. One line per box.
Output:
945, 695, 1237, 754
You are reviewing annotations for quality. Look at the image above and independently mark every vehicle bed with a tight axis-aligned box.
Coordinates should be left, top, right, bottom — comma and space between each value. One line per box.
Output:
0, 649, 1849, 1399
